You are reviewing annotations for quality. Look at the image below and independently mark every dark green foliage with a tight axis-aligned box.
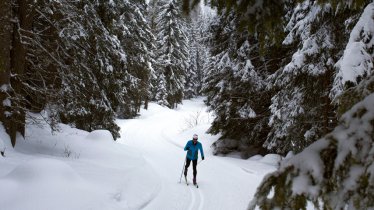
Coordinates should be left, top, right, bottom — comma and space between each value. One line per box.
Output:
249, 88, 374, 209
115, 0, 155, 116
336, 74, 374, 117
184, 0, 374, 209
264, 0, 359, 154
318, 0, 368, 10
203, 12, 277, 156
185, 0, 288, 52
184, 12, 209, 99
6, 0, 156, 140
154, 0, 189, 108
203, 0, 371, 156
29, 1, 124, 138
182, 0, 200, 14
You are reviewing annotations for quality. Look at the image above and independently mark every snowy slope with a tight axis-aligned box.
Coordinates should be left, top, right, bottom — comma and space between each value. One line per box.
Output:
116, 97, 278, 210
0, 97, 278, 210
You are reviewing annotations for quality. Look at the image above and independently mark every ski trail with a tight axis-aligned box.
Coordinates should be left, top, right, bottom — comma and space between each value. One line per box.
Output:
161, 123, 206, 209
136, 186, 160, 210
197, 184, 205, 210
187, 184, 196, 210
241, 167, 256, 174
118, 106, 209, 210
164, 128, 206, 210
118, 114, 198, 210
117, 99, 277, 210
183, 173, 205, 210
161, 129, 184, 149
136, 165, 163, 209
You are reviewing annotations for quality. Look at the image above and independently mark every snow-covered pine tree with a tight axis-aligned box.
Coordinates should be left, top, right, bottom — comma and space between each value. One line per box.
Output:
184, 17, 199, 99
53, 1, 123, 138
195, 10, 212, 95
27, 0, 146, 139
20, 0, 157, 139
265, 0, 371, 154
185, 7, 212, 98
331, 0, 374, 115
182, 0, 286, 157
249, 2, 374, 209
249, 92, 374, 210
183, 0, 286, 53
152, 1, 169, 106
155, 0, 189, 108
147, 0, 164, 104
203, 10, 273, 157
203, 11, 237, 141
113, 0, 156, 116
265, 1, 337, 154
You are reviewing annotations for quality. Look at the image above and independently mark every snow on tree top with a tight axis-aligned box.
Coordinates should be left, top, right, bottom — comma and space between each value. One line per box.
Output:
336, 3, 374, 85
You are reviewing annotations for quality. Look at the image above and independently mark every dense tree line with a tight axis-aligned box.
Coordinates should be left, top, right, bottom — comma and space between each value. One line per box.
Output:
1, 0, 374, 208
185, 0, 374, 209
249, 2, 374, 209
0, 0, 207, 146
196, 0, 373, 158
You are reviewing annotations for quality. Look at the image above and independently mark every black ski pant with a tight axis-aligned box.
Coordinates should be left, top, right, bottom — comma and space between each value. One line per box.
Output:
184, 158, 197, 178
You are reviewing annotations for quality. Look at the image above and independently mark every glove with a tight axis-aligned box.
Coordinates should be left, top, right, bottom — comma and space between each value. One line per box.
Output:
202, 156, 204, 160
186, 146, 190, 150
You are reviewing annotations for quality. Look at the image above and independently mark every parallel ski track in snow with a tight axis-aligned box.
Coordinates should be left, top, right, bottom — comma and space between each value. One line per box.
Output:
136, 181, 161, 209
160, 130, 184, 149
197, 186, 205, 210
187, 185, 196, 210
162, 130, 205, 210
117, 101, 275, 210
183, 177, 204, 210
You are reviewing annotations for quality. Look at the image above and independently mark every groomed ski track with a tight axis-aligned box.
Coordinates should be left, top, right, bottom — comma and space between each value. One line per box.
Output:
116, 98, 276, 210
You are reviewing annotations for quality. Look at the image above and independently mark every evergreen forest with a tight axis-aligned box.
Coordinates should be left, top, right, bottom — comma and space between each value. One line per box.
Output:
1, 0, 374, 209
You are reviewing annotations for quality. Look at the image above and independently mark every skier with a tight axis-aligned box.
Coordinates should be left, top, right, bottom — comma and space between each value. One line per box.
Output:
184, 134, 204, 185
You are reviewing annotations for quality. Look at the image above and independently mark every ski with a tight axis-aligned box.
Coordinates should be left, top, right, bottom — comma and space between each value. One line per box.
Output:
182, 177, 199, 188
192, 180, 199, 188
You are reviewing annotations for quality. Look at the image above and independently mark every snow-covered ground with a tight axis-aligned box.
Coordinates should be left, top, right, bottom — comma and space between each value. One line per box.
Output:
0, 97, 278, 210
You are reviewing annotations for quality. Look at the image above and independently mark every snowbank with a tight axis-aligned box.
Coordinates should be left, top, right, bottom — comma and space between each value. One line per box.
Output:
0, 121, 159, 210
259, 154, 282, 166
249, 155, 263, 161
0, 123, 8, 156
85, 129, 113, 142
0, 158, 105, 210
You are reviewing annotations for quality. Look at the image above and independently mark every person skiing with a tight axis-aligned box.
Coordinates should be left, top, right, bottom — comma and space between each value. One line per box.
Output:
184, 134, 204, 185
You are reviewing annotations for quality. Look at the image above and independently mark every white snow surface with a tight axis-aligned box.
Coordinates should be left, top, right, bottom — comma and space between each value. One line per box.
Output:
0, 97, 277, 210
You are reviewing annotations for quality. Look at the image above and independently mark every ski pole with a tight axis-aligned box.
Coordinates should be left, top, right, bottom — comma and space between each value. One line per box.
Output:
179, 154, 187, 183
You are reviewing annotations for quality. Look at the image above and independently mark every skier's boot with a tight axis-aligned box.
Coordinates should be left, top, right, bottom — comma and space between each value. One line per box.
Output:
193, 176, 197, 185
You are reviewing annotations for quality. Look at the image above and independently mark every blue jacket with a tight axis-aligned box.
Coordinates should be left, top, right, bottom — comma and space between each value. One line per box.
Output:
184, 140, 204, 160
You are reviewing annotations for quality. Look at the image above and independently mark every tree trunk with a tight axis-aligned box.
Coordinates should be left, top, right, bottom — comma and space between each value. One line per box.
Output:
9, 0, 34, 144
0, 0, 33, 147
0, 0, 12, 85
0, 0, 13, 146
144, 97, 149, 110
